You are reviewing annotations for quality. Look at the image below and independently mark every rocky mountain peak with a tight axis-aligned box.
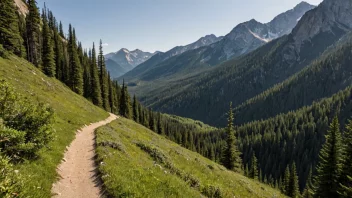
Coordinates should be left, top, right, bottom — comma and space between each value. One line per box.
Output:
292, 0, 352, 46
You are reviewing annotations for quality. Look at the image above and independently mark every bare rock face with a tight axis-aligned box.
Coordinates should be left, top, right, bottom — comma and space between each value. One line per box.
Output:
212, 1, 315, 60
293, 0, 352, 48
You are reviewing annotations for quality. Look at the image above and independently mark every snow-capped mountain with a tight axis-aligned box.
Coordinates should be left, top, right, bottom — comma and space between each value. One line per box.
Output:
105, 49, 159, 78
211, 1, 316, 60
120, 1, 315, 82
166, 34, 224, 59
105, 48, 158, 69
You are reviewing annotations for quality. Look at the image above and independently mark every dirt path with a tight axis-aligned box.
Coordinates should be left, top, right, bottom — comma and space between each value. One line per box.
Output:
52, 113, 118, 198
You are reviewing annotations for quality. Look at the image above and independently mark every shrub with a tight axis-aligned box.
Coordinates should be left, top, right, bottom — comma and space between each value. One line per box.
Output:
0, 44, 9, 58
0, 155, 23, 197
136, 142, 167, 164
0, 80, 54, 160
201, 184, 223, 198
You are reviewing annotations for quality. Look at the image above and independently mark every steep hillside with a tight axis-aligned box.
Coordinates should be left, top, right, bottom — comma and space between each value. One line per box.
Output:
95, 117, 286, 198
137, 0, 352, 126
234, 31, 352, 124
0, 56, 109, 197
120, 2, 314, 83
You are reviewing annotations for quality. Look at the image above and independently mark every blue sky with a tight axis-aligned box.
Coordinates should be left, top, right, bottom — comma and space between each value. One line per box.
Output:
37, 0, 323, 54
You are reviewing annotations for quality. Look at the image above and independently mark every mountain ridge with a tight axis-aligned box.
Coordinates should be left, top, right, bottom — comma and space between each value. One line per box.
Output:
120, 1, 315, 83
133, 0, 352, 127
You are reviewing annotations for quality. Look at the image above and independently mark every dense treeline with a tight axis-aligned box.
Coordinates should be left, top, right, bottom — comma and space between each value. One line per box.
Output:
139, 85, 352, 197
234, 32, 352, 125
0, 0, 122, 115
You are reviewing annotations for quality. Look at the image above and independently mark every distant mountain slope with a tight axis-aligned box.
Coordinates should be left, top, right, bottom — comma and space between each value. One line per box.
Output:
96, 117, 286, 198
120, 1, 314, 82
105, 59, 129, 79
234, 31, 352, 124
121, 34, 223, 81
105, 48, 158, 78
140, 0, 352, 126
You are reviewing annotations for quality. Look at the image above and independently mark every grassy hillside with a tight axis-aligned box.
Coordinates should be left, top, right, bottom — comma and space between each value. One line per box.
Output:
0, 56, 108, 197
95, 117, 286, 198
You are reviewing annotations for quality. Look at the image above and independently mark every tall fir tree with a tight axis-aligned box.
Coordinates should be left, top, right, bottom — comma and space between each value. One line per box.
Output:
288, 163, 300, 198
157, 112, 164, 135
41, 9, 56, 77
249, 152, 258, 179
108, 72, 116, 113
98, 40, 109, 110
0, 0, 25, 57
221, 102, 242, 172
119, 80, 131, 118
132, 95, 139, 122
314, 117, 343, 198
90, 43, 102, 107
68, 25, 83, 95
83, 49, 92, 99
339, 120, 352, 197
283, 166, 290, 195
59, 21, 64, 38
149, 109, 155, 131
53, 27, 64, 80
302, 167, 314, 198
26, 0, 41, 66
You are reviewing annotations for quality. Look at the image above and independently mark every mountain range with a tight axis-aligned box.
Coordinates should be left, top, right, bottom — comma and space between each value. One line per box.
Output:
105, 34, 223, 78
119, 1, 315, 83
119, 0, 352, 127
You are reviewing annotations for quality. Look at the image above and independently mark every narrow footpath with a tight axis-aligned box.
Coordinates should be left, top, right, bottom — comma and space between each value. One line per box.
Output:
52, 113, 118, 198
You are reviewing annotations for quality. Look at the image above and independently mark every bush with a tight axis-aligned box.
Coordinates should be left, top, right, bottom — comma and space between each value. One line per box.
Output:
0, 155, 23, 197
201, 184, 223, 198
0, 80, 55, 160
0, 44, 9, 58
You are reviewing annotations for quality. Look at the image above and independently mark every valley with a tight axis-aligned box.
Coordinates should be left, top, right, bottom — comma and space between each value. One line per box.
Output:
1, 0, 352, 197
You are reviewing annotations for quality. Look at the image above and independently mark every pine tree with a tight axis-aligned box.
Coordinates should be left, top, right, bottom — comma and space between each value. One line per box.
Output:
314, 117, 343, 198
41, 9, 56, 77
59, 21, 64, 38
339, 120, 352, 197
68, 25, 83, 95
119, 80, 131, 118
249, 152, 258, 179
283, 166, 290, 195
132, 95, 139, 122
302, 167, 314, 198
138, 103, 143, 124
221, 102, 242, 172
288, 163, 300, 198
53, 28, 64, 80
108, 72, 115, 113
90, 43, 102, 107
83, 49, 92, 99
98, 40, 109, 110
0, 0, 25, 56
149, 110, 155, 131
157, 112, 163, 135
26, 0, 41, 66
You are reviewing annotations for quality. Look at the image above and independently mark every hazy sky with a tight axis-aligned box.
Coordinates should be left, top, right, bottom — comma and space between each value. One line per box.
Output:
37, 0, 323, 54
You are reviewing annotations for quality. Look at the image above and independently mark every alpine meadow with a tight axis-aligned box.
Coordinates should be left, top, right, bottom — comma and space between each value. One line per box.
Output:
0, 0, 352, 198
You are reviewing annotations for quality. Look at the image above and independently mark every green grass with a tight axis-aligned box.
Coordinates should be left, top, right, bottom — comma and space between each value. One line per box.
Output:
0, 56, 109, 197
96, 117, 286, 198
